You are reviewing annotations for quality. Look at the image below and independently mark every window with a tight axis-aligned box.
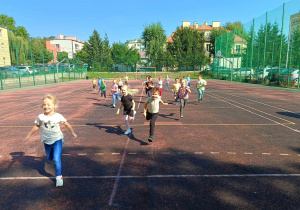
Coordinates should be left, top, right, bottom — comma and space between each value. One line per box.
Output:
1, 43, 3, 50
206, 33, 210, 38
0, 29, 2, 37
3, 57, 5, 65
236, 45, 241, 53
206, 44, 211, 52
56, 44, 59, 48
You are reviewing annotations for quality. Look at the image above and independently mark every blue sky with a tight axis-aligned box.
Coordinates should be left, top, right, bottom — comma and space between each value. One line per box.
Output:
0, 0, 291, 44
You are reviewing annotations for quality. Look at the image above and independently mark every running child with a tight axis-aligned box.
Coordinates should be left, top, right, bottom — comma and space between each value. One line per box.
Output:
172, 78, 181, 105
177, 78, 191, 118
124, 74, 129, 85
25, 94, 77, 187
196, 74, 207, 102
116, 85, 136, 135
165, 75, 170, 91
92, 77, 97, 91
157, 76, 163, 96
100, 79, 107, 100
143, 87, 168, 142
145, 76, 154, 97
97, 76, 102, 94
186, 74, 191, 87
118, 78, 123, 91
111, 79, 120, 108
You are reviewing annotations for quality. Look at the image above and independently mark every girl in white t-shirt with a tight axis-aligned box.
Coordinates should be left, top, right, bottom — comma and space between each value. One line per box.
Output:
25, 94, 77, 187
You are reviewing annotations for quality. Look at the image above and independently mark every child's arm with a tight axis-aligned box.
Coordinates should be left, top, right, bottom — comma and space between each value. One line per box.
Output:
160, 99, 168, 106
132, 100, 135, 110
143, 102, 148, 117
186, 87, 191, 93
25, 124, 40, 141
63, 122, 77, 139
117, 102, 123, 114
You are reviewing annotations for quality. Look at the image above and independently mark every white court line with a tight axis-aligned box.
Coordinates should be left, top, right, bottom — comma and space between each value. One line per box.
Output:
1, 174, 300, 180
208, 94, 300, 134
137, 87, 144, 109
213, 89, 300, 117
108, 137, 130, 207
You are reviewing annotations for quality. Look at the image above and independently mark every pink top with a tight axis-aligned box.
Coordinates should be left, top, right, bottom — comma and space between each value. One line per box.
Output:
111, 84, 118, 94
179, 86, 190, 99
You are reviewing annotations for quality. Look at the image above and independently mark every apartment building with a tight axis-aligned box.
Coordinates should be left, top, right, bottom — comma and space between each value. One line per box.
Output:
127, 39, 145, 52
46, 34, 85, 63
0, 27, 11, 67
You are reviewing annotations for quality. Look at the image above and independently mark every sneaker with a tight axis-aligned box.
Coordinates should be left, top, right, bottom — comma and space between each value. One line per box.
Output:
111, 105, 116, 108
180, 115, 183, 118
124, 129, 131, 135
148, 136, 153, 142
105, 98, 106, 100
56, 175, 63, 187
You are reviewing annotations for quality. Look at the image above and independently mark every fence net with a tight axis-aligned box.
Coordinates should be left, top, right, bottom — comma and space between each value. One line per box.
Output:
214, 0, 300, 88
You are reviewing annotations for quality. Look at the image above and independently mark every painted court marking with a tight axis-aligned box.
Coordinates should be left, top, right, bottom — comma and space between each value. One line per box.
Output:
108, 137, 130, 207
208, 93, 300, 134
1, 174, 299, 180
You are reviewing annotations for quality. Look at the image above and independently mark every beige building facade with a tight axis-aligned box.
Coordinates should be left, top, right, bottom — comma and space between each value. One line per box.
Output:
0, 27, 11, 67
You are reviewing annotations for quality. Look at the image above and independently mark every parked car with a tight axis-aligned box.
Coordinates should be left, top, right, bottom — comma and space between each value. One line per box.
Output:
1, 66, 29, 77
289, 69, 299, 86
281, 69, 299, 86
32, 64, 47, 71
233, 68, 254, 78
16, 66, 36, 75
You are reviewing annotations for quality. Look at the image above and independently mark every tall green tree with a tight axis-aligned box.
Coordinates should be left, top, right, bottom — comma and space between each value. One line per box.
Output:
167, 26, 208, 70
290, 26, 300, 68
142, 22, 166, 67
0, 14, 16, 32
111, 43, 140, 71
28, 37, 53, 63
8, 31, 29, 65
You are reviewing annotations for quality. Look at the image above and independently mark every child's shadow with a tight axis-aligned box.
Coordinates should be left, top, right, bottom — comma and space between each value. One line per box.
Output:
159, 113, 179, 121
9, 152, 55, 183
128, 129, 148, 146
86, 123, 124, 135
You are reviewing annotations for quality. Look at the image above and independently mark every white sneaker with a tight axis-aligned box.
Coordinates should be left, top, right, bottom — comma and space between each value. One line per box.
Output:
56, 175, 63, 187
124, 129, 131, 135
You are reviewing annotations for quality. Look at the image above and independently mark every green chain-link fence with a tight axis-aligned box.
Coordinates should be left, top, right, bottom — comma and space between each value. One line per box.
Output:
214, 0, 300, 88
0, 43, 87, 91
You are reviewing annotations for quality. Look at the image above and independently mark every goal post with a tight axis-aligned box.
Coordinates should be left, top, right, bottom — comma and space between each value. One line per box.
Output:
135, 66, 156, 80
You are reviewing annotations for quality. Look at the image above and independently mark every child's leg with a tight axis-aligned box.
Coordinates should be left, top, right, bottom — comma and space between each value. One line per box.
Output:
124, 115, 130, 130
197, 88, 201, 101
44, 143, 54, 161
180, 99, 187, 116
149, 113, 158, 137
103, 90, 107, 99
112, 94, 116, 105
52, 140, 62, 176
159, 88, 162, 96
147, 89, 152, 97
101, 90, 103, 98
201, 90, 204, 99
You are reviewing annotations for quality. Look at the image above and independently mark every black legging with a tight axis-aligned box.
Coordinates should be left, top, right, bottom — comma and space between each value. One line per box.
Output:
146, 111, 158, 137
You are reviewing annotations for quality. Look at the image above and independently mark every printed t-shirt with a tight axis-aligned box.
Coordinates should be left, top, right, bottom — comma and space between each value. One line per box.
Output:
178, 86, 190, 99
35, 113, 67, 145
